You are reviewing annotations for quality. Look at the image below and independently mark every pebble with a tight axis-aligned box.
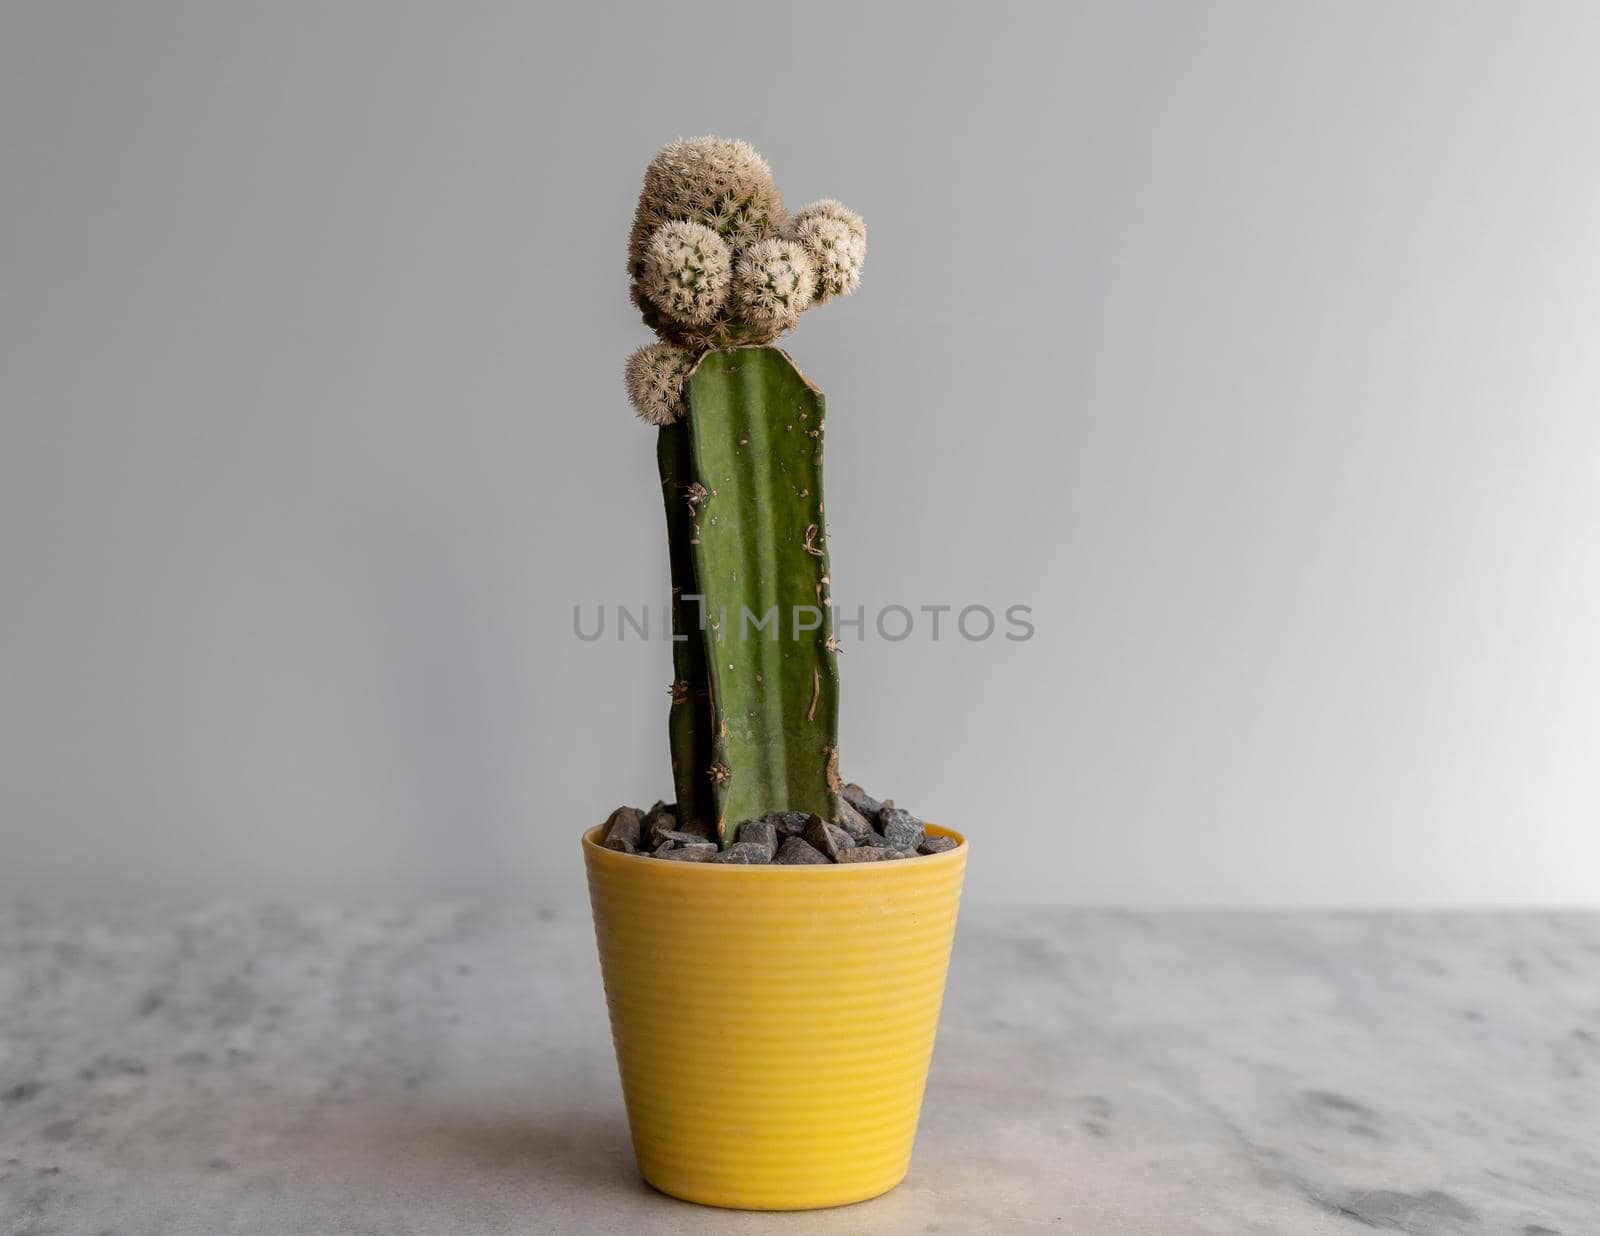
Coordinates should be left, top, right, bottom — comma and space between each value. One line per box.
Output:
735, 819, 778, 859
834, 799, 875, 840
656, 829, 715, 851
654, 844, 715, 861
803, 814, 852, 860
835, 846, 896, 863
641, 802, 675, 846
919, 836, 958, 856
841, 783, 884, 822
774, 837, 830, 865
649, 845, 713, 864
650, 808, 712, 849
879, 807, 925, 852
601, 806, 642, 851
763, 811, 813, 838
711, 842, 772, 864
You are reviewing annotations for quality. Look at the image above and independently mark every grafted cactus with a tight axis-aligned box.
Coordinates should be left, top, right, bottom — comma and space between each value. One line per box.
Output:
624, 136, 867, 397
639, 221, 732, 326
624, 137, 865, 844
732, 239, 815, 333
786, 200, 866, 304
624, 342, 693, 428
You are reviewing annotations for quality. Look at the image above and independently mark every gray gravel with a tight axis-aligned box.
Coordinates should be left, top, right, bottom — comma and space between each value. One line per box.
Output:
841, 782, 885, 821
765, 811, 812, 838
598, 787, 957, 865
773, 837, 829, 865
600, 806, 642, 852
709, 842, 772, 864
652, 845, 714, 862
879, 807, 925, 853
803, 814, 854, 860
733, 819, 777, 859
835, 799, 875, 840
835, 846, 897, 863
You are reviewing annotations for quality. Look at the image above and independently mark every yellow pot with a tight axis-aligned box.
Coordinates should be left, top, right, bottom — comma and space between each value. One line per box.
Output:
582, 823, 967, 1210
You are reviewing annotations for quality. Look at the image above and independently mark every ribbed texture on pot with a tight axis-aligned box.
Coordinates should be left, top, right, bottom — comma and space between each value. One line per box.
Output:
583, 824, 966, 1210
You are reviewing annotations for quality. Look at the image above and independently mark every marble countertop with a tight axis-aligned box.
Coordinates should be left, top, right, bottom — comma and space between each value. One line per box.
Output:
0, 906, 1594, 1235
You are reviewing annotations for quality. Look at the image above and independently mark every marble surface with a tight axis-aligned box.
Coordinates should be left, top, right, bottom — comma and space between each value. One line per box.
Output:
0, 907, 1595, 1235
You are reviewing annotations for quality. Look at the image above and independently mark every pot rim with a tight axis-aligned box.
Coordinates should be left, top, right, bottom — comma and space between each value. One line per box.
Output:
582, 821, 965, 870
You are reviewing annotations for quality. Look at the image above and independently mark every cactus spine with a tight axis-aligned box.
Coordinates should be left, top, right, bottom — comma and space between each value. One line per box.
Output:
626, 138, 865, 845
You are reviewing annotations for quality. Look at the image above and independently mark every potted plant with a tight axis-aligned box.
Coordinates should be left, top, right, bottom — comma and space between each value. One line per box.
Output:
582, 137, 967, 1211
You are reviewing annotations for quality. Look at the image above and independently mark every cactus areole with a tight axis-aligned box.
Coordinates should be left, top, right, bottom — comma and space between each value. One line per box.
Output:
624, 137, 867, 846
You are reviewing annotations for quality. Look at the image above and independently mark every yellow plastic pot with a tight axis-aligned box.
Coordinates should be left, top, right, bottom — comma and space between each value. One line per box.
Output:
583, 823, 967, 1210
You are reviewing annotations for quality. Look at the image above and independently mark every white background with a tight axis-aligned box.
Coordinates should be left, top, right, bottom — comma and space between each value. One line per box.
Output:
4, 2, 1598, 910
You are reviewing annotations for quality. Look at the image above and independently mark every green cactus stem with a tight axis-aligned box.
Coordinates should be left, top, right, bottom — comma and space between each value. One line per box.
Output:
682, 347, 842, 843
657, 421, 717, 832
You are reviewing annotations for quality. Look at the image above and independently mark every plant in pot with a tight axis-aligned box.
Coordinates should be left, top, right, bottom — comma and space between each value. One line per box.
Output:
583, 137, 967, 1211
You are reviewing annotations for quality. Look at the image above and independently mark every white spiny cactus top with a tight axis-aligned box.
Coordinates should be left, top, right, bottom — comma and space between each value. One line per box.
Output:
624, 137, 866, 424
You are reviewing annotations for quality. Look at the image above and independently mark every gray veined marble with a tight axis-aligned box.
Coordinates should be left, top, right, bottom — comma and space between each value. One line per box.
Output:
0, 907, 1596, 1235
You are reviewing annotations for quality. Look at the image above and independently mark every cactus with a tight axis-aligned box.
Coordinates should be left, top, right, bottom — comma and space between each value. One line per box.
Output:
657, 421, 717, 831
625, 342, 694, 427
625, 137, 865, 845
732, 239, 815, 334
624, 136, 867, 375
639, 221, 732, 326
786, 200, 866, 304
685, 348, 840, 838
